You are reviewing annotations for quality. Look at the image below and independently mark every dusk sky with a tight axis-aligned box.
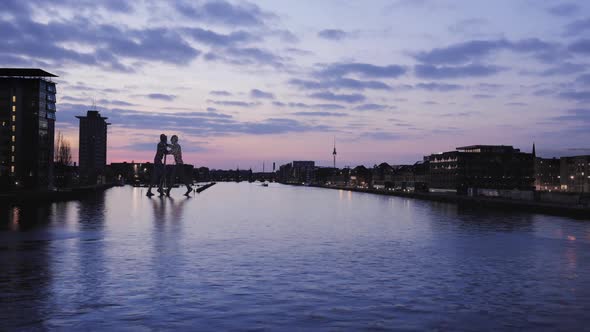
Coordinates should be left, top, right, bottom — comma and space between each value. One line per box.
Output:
3, 0, 590, 169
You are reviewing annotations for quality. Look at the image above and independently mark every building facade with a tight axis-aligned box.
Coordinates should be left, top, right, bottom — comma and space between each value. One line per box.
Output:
428, 145, 534, 194
0, 68, 57, 189
77, 110, 110, 184
535, 157, 561, 191
560, 155, 590, 193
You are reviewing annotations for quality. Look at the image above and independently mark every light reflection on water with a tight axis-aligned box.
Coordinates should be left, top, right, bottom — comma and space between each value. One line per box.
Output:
1, 183, 590, 330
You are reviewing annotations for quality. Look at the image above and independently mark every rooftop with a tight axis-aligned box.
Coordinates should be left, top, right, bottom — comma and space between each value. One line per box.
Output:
0, 68, 58, 78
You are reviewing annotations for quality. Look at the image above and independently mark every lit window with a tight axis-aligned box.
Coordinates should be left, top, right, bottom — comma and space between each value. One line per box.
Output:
12, 125, 15, 132
11, 156, 14, 162
12, 96, 15, 102
11, 146, 14, 152
12, 115, 16, 122
11, 136, 15, 142
10, 166, 14, 173
12, 106, 16, 112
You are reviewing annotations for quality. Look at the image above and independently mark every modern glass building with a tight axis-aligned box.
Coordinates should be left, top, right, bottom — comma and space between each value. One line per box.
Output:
0, 68, 57, 190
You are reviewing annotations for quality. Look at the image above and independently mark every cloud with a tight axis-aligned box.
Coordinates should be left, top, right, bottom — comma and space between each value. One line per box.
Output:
289, 78, 390, 91
576, 73, 590, 85
564, 18, 590, 36
318, 29, 348, 40
272, 102, 346, 110
360, 131, 403, 140
317, 62, 407, 78
205, 47, 284, 67
448, 18, 488, 35
531, 62, 588, 76
146, 93, 176, 101
292, 111, 348, 117
174, 0, 274, 27
97, 99, 135, 107
568, 39, 590, 54
506, 102, 527, 106
547, 3, 580, 16
353, 104, 394, 112
551, 108, 590, 122
210, 90, 232, 96
57, 102, 328, 136
414, 64, 504, 79
184, 27, 258, 46
250, 89, 275, 99
0, 16, 201, 71
557, 90, 590, 101
414, 82, 463, 91
309, 91, 366, 103
207, 99, 259, 107
413, 38, 559, 65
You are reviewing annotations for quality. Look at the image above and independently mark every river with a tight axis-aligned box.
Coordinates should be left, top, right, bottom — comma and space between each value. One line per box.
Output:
1, 183, 589, 330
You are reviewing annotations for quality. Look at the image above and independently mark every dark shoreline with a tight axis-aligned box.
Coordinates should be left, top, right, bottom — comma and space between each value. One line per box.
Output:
0, 184, 115, 204
291, 183, 590, 220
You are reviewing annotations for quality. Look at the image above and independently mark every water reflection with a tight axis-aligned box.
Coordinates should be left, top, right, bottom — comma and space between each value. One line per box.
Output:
0, 203, 53, 330
0, 184, 589, 330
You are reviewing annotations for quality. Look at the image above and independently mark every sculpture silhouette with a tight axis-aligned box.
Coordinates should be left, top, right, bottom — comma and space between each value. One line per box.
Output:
166, 135, 193, 197
146, 134, 169, 197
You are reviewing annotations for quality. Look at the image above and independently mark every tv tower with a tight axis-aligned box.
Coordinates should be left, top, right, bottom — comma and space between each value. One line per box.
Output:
332, 137, 337, 169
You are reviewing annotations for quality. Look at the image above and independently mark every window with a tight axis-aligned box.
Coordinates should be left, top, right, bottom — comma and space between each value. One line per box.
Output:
12, 135, 15, 142
10, 166, 14, 173
11, 156, 14, 162
12, 115, 15, 122
12, 96, 16, 102
11, 125, 15, 132
12, 106, 15, 112
11, 145, 14, 152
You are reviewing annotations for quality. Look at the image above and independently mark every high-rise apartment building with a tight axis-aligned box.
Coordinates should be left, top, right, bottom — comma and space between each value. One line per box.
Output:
77, 110, 110, 184
0, 68, 57, 189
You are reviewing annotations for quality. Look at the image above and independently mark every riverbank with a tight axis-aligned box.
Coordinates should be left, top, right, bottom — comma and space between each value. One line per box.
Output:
0, 184, 115, 204
298, 184, 590, 219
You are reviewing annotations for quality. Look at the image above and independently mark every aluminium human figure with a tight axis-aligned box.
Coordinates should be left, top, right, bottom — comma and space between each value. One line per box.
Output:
166, 135, 193, 197
146, 134, 169, 197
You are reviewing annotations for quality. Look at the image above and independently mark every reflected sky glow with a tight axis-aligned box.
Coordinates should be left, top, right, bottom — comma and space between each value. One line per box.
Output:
0, 184, 590, 329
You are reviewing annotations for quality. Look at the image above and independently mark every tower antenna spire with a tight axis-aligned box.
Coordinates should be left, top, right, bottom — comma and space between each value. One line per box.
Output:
332, 136, 337, 169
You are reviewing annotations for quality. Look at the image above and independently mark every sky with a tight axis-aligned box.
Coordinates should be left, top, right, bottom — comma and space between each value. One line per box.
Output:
2, 0, 590, 169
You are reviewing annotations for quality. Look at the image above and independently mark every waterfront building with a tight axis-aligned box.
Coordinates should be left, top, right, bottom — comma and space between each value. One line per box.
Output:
560, 155, 590, 193
0, 68, 57, 189
535, 157, 561, 191
391, 161, 430, 192
278, 161, 315, 183
292, 161, 315, 183
371, 162, 394, 190
427, 145, 534, 194
77, 110, 110, 184
349, 165, 371, 188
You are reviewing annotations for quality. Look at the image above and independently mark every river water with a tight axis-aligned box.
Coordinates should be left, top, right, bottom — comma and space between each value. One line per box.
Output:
1, 183, 589, 330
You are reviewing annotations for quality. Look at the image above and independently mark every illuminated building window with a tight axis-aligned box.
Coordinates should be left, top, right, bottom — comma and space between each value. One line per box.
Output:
12, 125, 16, 132
10, 166, 15, 173
11, 146, 15, 152
11, 156, 14, 162
12, 106, 16, 112
12, 115, 16, 122
11, 135, 15, 142
12, 96, 16, 102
